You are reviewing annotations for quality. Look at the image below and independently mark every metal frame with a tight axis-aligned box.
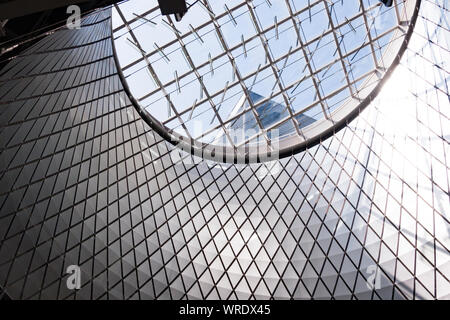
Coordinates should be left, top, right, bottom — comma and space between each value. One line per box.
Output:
111, 0, 421, 163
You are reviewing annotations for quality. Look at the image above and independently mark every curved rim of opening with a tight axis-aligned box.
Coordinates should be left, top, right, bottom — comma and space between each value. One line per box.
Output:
111, 0, 422, 164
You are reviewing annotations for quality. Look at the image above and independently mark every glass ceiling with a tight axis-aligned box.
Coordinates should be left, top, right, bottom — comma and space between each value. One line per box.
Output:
112, 0, 417, 162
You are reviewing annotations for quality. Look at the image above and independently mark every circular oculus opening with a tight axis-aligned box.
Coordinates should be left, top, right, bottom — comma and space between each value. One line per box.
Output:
112, 0, 420, 163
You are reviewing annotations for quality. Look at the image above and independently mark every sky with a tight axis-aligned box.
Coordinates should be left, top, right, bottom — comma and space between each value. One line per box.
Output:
112, 0, 401, 146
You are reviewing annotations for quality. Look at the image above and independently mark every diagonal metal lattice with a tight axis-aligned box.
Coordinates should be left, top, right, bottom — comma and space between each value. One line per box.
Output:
0, 0, 448, 300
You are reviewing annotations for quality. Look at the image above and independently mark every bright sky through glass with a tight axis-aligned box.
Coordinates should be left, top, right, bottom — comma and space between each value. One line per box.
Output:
112, 0, 413, 153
